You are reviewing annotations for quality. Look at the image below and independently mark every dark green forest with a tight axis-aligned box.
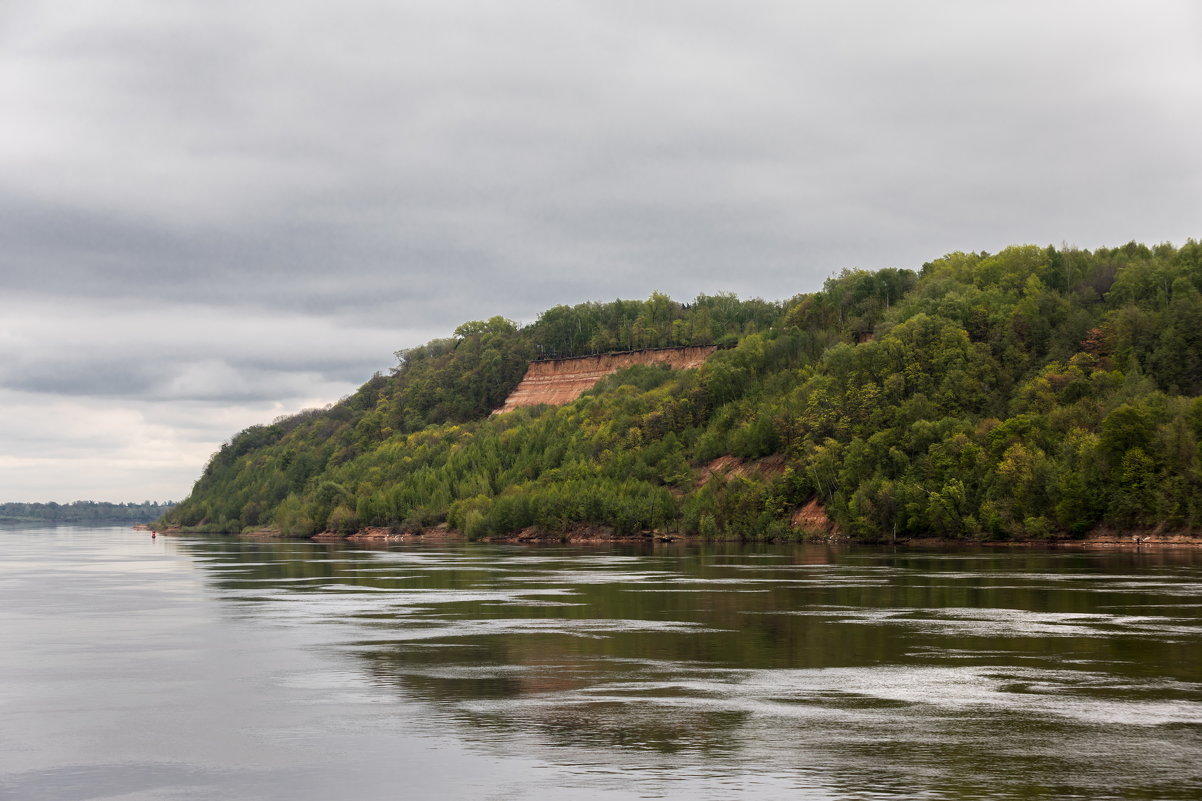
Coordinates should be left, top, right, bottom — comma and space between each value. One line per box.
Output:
161, 241, 1202, 541
2, 501, 175, 526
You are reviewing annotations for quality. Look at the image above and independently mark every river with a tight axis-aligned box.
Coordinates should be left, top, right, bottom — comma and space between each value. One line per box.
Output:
1, 526, 1200, 800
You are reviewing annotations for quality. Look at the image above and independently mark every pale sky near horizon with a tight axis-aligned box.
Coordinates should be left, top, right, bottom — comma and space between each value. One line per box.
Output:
2, 1, 1200, 503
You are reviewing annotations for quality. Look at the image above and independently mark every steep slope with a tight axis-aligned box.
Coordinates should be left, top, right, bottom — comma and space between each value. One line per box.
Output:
495, 346, 717, 413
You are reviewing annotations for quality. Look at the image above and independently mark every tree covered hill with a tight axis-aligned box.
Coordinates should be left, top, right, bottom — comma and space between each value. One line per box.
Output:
160, 241, 1202, 541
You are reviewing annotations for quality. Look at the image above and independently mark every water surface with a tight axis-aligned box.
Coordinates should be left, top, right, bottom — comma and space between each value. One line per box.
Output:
1, 527, 1199, 799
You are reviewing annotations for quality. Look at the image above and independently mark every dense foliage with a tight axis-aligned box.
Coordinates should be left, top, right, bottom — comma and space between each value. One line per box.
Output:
162, 242, 1202, 541
1, 501, 175, 525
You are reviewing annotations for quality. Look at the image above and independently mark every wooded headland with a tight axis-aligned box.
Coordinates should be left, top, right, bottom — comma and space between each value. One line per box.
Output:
160, 242, 1202, 543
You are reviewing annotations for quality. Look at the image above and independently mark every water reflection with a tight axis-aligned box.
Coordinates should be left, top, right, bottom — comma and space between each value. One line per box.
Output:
169, 537, 1202, 798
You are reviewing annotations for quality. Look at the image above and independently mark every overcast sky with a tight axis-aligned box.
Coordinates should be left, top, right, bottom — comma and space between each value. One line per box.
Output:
2, 1, 1200, 503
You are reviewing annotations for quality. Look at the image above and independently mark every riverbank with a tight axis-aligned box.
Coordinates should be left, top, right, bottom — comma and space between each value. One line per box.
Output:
311, 525, 1202, 548
160, 523, 1202, 548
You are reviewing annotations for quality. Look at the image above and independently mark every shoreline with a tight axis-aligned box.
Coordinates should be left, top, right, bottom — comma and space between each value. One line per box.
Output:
274, 525, 1202, 549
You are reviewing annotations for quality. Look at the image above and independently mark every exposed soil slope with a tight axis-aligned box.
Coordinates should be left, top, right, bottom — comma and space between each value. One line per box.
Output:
495, 346, 717, 413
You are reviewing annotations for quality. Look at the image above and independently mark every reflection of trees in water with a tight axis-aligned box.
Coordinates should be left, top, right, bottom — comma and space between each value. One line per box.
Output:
177, 537, 516, 593
178, 537, 1202, 768
358, 642, 752, 755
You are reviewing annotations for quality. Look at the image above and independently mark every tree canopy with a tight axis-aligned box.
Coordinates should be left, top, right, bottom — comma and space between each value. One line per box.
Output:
161, 241, 1202, 541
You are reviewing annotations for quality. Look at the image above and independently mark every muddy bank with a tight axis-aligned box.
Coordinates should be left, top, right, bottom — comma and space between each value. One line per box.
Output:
162, 521, 1202, 548
309, 525, 1202, 548
316, 524, 678, 545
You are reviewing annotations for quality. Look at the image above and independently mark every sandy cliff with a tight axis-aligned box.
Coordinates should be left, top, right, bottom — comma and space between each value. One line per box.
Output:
495, 346, 717, 413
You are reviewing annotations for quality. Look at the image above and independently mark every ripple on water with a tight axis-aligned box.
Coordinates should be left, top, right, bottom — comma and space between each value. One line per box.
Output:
454, 663, 1202, 727
341, 617, 729, 643
761, 606, 1202, 639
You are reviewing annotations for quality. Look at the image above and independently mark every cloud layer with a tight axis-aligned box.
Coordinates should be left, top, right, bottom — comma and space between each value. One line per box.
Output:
2, 0, 1200, 501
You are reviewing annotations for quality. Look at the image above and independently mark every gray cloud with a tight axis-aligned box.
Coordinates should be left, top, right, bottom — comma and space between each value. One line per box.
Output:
0, 296, 426, 399
1, 0, 1200, 500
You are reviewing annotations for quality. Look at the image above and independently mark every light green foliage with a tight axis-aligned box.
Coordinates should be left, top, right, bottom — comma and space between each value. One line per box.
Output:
161, 241, 1202, 540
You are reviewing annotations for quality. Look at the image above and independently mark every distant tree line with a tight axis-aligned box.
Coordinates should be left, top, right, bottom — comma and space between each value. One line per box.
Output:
161, 241, 1202, 541
1, 501, 175, 525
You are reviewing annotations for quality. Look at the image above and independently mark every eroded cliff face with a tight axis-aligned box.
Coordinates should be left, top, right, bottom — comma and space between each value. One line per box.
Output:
495, 346, 717, 414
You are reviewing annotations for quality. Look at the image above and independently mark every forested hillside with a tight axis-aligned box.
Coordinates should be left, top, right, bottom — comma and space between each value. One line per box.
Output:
161, 242, 1202, 541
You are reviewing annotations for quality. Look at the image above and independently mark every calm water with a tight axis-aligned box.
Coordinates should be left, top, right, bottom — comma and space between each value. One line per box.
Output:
1, 527, 1200, 800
